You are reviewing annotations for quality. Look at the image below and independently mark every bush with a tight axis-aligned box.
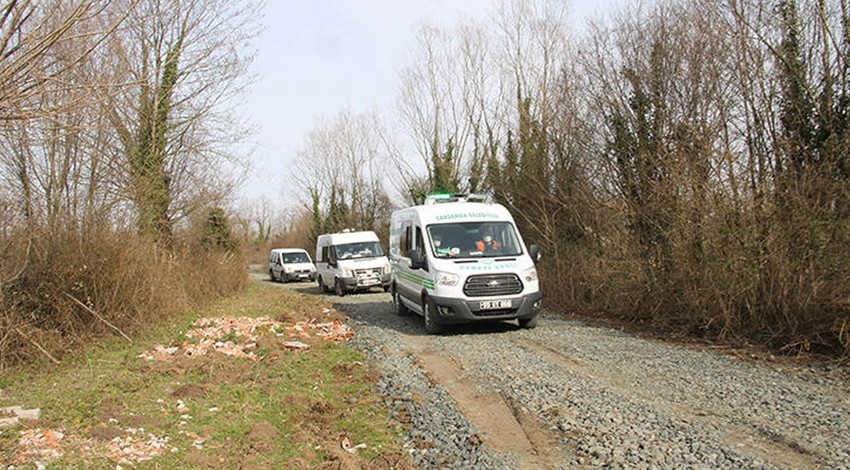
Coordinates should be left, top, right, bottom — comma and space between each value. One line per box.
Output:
0, 226, 248, 368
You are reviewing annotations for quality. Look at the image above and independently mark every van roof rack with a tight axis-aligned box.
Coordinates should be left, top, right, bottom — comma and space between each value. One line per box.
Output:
424, 193, 488, 205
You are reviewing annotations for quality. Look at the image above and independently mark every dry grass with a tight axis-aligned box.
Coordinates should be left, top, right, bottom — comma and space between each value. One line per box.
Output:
0, 226, 249, 369
540, 189, 850, 359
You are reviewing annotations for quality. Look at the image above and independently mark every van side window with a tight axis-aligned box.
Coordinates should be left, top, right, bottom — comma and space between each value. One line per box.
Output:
400, 223, 412, 257
414, 226, 427, 271
414, 226, 425, 253
321, 246, 329, 263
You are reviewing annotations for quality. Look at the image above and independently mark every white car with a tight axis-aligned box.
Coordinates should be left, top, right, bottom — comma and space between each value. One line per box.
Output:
269, 248, 316, 283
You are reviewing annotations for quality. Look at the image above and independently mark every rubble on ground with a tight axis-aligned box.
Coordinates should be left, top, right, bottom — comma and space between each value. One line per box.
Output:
138, 315, 354, 362
0, 406, 41, 428
13, 426, 183, 466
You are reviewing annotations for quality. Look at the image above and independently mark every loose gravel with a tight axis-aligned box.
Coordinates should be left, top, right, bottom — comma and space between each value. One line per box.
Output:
281, 280, 849, 470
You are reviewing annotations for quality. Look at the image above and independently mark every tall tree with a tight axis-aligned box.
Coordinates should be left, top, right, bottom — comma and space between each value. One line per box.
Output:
106, 0, 259, 243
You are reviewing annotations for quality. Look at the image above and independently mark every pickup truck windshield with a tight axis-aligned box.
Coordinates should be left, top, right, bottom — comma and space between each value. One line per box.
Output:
335, 242, 385, 260
428, 222, 523, 259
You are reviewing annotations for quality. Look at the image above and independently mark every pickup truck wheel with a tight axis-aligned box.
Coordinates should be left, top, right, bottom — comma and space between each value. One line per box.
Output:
423, 297, 443, 335
519, 315, 538, 329
335, 278, 347, 297
393, 288, 409, 316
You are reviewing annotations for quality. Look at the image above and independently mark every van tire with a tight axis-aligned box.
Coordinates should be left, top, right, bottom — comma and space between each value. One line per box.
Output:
318, 276, 330, 293
392, 288, 409, 316
269, 270, 275, 282
519, 315, 538, 329
423, 297, 443, 335
335, 278, 347, 297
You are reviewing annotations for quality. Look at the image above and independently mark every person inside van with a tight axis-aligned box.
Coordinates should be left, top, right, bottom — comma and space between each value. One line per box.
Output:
432, 233, 451, 256
476, 230, 501, 252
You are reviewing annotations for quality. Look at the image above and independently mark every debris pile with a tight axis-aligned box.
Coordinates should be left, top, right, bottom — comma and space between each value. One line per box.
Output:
105, 428, 171, 464
13, 426, 177, 466
287, 319, 354, 342
15, 428, 65, 467
139, 315, 354, 362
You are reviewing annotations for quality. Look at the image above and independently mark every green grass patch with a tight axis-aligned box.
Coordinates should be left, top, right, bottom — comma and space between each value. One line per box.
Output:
0, 284, 406, 468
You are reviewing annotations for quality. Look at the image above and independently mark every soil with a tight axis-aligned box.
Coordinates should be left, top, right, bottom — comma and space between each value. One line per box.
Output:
408, 336, 567, 469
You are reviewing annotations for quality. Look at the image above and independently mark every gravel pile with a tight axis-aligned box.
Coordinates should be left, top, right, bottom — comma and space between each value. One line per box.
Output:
324, 287, 849, 470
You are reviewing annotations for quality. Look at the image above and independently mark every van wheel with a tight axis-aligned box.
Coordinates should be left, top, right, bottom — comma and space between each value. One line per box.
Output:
423, 297, 443, 335
269, 270, 275, 282
318, 276, 330, 293
519, 315, 538, 329
392, 288, 409, 316
334, 278, 347, 297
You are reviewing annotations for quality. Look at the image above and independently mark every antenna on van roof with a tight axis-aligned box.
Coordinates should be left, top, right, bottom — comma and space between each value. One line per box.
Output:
424, 193, 489, 205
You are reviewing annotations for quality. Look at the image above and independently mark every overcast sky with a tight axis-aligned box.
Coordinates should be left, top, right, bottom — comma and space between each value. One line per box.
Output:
236, 0, 607, 207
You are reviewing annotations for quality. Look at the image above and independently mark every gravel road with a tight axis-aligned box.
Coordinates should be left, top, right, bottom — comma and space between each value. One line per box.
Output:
263, 274, 849, 469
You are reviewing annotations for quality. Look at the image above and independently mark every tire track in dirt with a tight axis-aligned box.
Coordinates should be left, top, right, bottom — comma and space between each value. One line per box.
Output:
403, 335, 572, 470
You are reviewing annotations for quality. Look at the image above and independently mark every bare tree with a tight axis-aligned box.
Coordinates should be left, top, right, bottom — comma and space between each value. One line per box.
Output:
104, 0, 259, 243
292, 108, 393, 241
0, 1, 124, 121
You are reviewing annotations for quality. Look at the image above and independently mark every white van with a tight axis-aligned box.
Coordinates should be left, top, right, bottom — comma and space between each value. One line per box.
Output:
315, 230, 392, 296
269, 248, 316, 283
389, 194, 541, 334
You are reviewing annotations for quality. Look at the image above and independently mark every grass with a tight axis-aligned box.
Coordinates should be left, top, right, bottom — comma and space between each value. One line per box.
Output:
0, 283, 409, 468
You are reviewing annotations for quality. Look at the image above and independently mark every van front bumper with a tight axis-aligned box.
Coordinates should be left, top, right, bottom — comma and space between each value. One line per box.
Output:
428, 291, 542, 324
341, 273, 392, 291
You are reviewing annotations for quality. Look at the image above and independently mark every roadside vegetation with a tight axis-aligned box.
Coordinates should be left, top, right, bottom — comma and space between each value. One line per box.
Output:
1, 0, 847, 386
0, 1, 258, 366
270, 0, 850, 359
0, 284, 411, 468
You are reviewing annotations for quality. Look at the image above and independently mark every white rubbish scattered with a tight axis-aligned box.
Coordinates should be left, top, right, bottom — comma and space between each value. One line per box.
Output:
0, 406, 41, 428
341, 436, 368, 454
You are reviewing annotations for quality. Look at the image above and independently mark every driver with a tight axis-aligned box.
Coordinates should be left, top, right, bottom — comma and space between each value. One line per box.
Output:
433, 232, 452, 256
476, 231, 501, 251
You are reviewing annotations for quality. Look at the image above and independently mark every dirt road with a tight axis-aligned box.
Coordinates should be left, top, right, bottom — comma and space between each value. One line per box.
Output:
260, 272, 850, 469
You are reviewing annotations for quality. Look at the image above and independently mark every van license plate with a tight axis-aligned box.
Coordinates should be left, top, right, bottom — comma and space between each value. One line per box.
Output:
479, 299, 512, 310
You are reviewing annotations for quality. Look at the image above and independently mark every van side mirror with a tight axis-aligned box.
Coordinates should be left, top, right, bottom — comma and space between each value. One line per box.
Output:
409, 249, 426, 270
529, 244, 541, 264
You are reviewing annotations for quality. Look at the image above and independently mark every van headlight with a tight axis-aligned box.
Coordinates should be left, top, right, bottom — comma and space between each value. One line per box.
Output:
436, 272, 459, 287
383, 262, 392, 274
342, 267, 353, 278
522, 267, 538, 282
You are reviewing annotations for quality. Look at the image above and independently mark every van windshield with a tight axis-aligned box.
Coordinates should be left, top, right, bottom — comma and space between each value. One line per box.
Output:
283, 252, 311, 264
335, 242, 385, 260
427, 222, 523, 259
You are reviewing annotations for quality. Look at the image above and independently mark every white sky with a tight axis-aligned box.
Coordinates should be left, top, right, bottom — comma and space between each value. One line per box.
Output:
236, 0, 608, 208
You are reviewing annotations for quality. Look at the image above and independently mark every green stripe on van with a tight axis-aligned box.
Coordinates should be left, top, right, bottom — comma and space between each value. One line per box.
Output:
394, 268, 435, 290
